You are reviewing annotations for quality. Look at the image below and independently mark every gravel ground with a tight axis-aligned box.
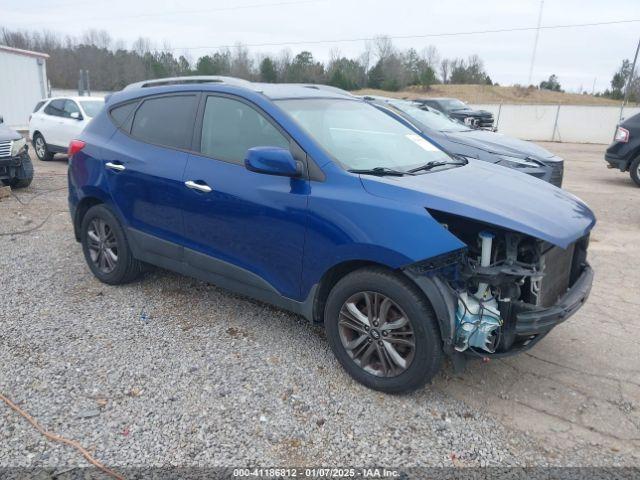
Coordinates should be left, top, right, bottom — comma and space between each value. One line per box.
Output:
0, 147, 638, 472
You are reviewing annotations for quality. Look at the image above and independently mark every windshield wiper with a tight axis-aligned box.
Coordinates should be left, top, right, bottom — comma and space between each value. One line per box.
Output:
348, 167, 415, 176
407, 156, 468, 173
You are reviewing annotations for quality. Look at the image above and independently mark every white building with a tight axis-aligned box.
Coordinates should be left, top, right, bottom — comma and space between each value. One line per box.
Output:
0, 45, 49, 130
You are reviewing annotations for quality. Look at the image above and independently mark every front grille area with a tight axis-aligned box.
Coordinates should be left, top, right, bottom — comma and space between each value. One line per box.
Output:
537, 243, 575, 307
547, 160, 564, 187
0, 140, 12, 158
477, 115, 494, 129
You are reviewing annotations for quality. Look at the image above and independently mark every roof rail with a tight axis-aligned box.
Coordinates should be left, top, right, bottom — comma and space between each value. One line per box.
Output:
123, 76, 253, 90
295, 84, 354, 97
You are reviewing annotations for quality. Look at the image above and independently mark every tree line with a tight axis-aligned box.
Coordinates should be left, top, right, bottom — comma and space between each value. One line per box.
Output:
0, 28, 492, 91
2, 27, 636, 100
598, 58, 639, 102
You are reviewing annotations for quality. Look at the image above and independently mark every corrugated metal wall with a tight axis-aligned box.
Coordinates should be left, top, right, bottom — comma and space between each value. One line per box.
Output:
0, 51, 48, 129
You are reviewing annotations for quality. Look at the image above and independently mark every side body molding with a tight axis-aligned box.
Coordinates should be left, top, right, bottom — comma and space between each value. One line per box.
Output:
126, 228, 317, 321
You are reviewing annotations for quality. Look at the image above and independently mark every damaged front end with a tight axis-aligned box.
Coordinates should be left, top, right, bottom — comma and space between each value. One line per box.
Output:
405, 210, 593, 360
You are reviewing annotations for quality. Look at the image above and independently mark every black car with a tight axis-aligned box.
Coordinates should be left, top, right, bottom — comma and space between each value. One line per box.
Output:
365, 96, 564, 187
416, 97, 495, 130
0, 115, 33, 189
605, 111, 640, 186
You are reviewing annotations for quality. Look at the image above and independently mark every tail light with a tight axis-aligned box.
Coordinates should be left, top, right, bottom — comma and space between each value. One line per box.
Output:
614, 126, 629, 143
68, 139, 86, 158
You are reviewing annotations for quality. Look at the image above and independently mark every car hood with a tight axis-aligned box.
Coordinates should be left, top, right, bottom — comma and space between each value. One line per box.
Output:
0, 123, 22, 142
360, 159, 594, 249
442, 129, 556, 160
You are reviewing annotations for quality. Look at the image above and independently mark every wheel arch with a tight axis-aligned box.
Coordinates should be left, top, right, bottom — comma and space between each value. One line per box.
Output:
311, 260, 382, 324
32, 130, 43, 141
73, 196, 105, 241
311, 260, 455, 351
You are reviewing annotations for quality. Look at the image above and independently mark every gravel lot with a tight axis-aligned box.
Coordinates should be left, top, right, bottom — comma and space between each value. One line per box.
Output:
1, 143, 639, 472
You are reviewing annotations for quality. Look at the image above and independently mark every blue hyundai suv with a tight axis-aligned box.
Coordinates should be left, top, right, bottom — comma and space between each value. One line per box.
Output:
68, 77, 595, 392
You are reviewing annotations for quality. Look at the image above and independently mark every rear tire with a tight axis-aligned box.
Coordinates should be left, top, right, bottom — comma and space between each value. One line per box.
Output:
8, 155, 34, 189
80, 204, 143, 285
324, 266, 443, 393
630, 157, 640, 187
33, 133, 54, 161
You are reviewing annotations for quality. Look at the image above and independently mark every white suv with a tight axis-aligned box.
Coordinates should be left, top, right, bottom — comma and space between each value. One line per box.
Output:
29, 96, 104, 161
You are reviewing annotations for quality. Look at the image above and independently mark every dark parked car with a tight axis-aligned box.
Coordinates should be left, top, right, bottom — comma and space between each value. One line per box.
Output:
365, 96, 564, 187
605, 111, 640, 186
0, 115, 33, 189
68, 77, 594, 393
416, 97, 495, 130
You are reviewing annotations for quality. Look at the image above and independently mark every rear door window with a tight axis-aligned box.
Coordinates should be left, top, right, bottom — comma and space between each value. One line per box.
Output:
199, 96, 289, 164
130, 95, 197, 150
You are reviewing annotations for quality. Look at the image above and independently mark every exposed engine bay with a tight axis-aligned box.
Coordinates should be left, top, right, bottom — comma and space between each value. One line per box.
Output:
425, 210, 590, 356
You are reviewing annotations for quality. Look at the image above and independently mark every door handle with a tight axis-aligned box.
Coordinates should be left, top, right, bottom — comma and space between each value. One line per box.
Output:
105, 162, 126, 171
184, 180, 212, 193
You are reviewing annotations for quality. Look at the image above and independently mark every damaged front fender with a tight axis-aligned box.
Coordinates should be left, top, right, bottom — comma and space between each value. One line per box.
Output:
403, 271, 458, 353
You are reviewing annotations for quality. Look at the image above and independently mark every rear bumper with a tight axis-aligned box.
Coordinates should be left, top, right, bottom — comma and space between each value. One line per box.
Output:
604, 152, 631, 171
515, 263, 593, 335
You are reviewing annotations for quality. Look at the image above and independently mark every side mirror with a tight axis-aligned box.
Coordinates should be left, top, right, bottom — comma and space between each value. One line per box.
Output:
245, 147, 302, 177
70, 111, 82, 120
0, 115, 3, 124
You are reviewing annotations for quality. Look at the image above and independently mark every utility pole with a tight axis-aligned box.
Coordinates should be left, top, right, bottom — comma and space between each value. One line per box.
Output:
619, 36, 640, 120
527, 0, 544, 86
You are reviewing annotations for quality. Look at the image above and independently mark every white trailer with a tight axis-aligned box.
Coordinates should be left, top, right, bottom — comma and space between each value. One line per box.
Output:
0, 45, 49, 130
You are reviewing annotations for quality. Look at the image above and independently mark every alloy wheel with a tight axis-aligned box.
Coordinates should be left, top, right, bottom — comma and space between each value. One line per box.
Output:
35, 137, 46, 158
86, 218, 118, 274
338, 291, 416, 377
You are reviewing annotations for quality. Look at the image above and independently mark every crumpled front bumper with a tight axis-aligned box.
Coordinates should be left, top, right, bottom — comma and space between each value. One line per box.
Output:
515, 263, 594, 336
0, 151, 27, 179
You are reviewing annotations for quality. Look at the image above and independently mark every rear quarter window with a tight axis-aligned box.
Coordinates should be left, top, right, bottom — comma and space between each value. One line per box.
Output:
109, 101, 139, 130
130, 95, 197, 150
33, 101, 46, 113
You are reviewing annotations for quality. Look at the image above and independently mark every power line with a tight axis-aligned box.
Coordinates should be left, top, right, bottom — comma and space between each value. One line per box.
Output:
172, 18, 640, 51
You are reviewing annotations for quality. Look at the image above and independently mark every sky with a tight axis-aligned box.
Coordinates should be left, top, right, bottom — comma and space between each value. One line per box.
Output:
3, 0, 640, 92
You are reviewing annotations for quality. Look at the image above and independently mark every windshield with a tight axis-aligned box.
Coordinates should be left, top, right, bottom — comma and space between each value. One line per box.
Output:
276, 98, 453, 172
390, 101, 469, 132
80, 100, 104, 117
442, 99, 468, 110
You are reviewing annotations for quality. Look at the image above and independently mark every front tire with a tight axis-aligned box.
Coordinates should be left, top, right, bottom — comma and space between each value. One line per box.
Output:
33, 133, 54, 161
7, 155, 34, 189
630, 157, 640, 187
80, 205, 143, 284
324, 267, 443, 393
